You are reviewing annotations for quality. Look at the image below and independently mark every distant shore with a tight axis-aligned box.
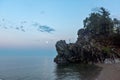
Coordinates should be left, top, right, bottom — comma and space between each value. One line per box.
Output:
96, 62, 120, 80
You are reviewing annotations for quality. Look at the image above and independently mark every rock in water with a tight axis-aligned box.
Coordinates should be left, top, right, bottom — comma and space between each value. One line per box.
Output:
54, 7, 120, 64
54, 40, 72, 64
54, 28, 120, 64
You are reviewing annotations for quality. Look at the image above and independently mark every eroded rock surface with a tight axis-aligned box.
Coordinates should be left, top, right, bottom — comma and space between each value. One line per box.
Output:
54, 29, 120, 64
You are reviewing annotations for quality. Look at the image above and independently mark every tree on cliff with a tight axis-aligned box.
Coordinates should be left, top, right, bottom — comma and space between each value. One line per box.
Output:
54, 7, 120, 64
113, 18, 120, 34
83, 7, 113, 36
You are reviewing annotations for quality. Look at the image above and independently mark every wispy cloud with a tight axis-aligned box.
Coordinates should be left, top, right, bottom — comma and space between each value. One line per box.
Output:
32, 22, 55, 33
40, 11, 45, 15
32, 23, 39, 27
0, 19, 55, 33
38, 25, 55, 33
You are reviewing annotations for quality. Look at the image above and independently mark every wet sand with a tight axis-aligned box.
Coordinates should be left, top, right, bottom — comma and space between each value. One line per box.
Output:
96, 63, 120, 80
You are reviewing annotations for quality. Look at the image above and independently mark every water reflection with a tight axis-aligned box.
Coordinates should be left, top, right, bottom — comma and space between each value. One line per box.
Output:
0, 57, 102, 80
54, 64, 102, 80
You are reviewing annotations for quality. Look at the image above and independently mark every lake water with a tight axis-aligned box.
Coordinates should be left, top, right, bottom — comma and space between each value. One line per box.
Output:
0, 51, 102, 80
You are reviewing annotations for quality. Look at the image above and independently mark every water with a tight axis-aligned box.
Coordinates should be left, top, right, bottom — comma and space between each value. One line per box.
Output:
0, 54, 102, 80
0, 56, 56, 80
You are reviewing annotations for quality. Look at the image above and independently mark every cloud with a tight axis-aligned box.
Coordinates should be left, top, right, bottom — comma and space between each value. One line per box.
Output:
38, 25, 55, 33
21, 21, 27, 24
40, 11, 45, 14
21, 29, 25, 32
3, 26, 7, 29
32, 22, 55, 33
32, 23, 39, 27
15, 26, 25, 32
15, 27, 20, 30
0, 19, 55, 33
20, 26, 24, 28
2, 18, 5, 21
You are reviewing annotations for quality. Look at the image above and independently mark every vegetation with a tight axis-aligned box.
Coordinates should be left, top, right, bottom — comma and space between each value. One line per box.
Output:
102, 46, 111, 53
54, 7, 120, 64
83, 7, 120, 46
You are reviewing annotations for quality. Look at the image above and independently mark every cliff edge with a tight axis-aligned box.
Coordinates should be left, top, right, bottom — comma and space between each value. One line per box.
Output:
54, 7, 120, 64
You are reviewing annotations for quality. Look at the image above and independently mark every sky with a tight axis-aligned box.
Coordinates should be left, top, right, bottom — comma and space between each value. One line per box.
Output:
0, 0, 120, 50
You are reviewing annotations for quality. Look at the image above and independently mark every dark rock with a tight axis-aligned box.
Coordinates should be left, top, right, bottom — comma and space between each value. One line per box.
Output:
54, 29, 120, 64
54, 55, 69, 64
54, 40, 73, 64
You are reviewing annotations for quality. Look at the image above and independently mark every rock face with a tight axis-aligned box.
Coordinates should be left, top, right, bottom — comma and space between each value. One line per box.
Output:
54, 40, 70, 64
54, 29, 120, 64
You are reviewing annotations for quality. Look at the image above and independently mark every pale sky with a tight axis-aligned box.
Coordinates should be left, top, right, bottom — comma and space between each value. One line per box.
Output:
0, 0, 120, 49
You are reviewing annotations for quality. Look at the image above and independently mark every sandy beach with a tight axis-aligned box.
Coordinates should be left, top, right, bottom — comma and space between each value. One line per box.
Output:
96, 63, 120, 80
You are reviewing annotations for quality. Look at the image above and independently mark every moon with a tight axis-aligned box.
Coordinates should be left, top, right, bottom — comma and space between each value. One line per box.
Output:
45, 41, 49, 44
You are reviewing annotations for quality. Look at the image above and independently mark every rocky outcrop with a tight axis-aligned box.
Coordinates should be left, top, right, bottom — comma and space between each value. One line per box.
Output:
54, 29, 120, 64
54, 40, 71, 64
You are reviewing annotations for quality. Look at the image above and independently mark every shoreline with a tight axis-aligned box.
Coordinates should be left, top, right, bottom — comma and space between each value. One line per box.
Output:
96, 62, 120, 80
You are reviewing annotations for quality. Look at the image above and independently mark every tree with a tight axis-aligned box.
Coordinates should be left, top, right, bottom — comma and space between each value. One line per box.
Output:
83, 7, 113, 36
113, 18, 120, 34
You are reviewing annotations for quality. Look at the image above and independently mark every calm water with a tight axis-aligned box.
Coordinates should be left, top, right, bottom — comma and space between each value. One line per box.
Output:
0, 54, 102, 80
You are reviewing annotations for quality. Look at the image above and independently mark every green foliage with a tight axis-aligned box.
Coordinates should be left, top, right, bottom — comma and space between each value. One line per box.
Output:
102, 46, 111, 53
83, 7, 114, 36
82, 7, 120, 47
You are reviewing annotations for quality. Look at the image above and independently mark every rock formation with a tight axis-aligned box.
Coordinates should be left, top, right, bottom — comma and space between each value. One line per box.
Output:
54, 7, 120, 64
54, 28, 120, 64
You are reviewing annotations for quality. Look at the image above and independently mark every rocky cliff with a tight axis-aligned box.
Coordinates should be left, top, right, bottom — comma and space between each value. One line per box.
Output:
54, 28, 120, 64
